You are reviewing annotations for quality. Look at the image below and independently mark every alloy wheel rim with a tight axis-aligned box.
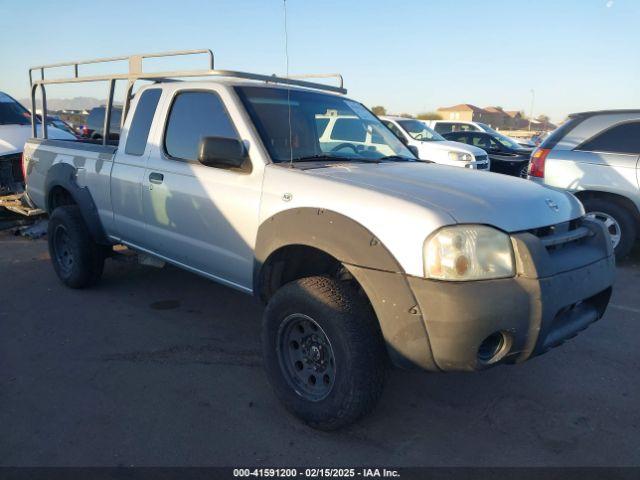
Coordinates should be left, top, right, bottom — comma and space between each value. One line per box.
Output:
277, 313, 336, 402
585, 211, 622, 248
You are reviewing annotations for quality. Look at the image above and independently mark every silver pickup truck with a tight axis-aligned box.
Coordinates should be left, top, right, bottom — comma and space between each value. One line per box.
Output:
23, 51, 615, 430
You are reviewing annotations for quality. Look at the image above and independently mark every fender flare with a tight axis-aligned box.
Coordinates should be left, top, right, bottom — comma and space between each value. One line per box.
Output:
254, 208, 438, 371
44, 162, 109, 244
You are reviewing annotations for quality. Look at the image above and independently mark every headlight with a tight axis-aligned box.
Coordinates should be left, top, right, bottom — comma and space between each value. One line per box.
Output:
448, 151, 473, 162
424, 225, 515, 281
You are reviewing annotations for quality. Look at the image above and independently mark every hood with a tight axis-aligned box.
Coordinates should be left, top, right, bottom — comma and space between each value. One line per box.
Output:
308, 162, 583, 232
513, 147, 533, 155
422, 139, 487, 156
0, 124, 75, 156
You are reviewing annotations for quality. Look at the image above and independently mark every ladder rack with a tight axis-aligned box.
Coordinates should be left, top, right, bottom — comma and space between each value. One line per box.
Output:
28, 49, 346, 144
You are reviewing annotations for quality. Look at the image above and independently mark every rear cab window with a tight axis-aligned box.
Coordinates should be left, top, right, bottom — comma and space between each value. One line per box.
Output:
164, 91, 239, 162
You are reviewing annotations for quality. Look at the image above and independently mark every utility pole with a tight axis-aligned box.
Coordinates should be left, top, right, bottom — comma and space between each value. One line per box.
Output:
528, 89, 535, 131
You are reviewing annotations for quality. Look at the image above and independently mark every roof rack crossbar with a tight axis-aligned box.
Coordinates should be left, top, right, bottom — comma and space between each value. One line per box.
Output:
28, 49, 346, 94
28, 49, 347, 141
28, 49, 215, 86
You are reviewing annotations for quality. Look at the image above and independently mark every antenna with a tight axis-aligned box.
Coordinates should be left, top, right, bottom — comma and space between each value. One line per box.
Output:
283, 0, 294, 167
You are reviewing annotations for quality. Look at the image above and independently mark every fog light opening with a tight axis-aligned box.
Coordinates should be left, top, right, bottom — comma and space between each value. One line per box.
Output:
477, 331, 511, 365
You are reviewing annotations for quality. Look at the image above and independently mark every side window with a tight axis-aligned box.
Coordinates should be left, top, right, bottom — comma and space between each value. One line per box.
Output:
471, 135, 490, 149
165, 91, 238, 162
315, 118, 330, 137
489, 138, 501, 150
125, 89, 162, 156
383, 121, 406, 141
330, 118, 367, 142
434, 123, 452, 134
577, 121, 640, 154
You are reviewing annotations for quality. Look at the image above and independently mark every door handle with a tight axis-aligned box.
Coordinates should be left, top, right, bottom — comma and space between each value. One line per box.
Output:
149, 172, 164, 184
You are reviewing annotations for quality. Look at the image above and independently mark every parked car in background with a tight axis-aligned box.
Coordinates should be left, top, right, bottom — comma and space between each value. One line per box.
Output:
531, 131, 551, 146
380, 116, 489, 170
81, 106, 122, 142
443, 130, 533, 177
0, 91, 75, 194
47, 116, 78, 137
35, 114, 80, 138
528, 110, 640, 259
424, 120, 536, 148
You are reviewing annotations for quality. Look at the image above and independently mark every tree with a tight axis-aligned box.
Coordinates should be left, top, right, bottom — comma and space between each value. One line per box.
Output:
535, 114, 550, 129
371, 105, 386, 116
416, 112, 442, 120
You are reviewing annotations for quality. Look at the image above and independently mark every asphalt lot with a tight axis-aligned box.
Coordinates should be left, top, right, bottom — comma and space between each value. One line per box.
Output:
1, 228, 639, 467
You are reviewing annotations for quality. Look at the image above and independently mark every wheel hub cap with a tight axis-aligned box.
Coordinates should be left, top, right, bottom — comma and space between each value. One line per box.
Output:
585, 211, 622, 248
277, 314, 336, 402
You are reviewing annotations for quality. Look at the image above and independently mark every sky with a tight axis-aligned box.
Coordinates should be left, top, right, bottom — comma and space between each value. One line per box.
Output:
0, 0, 638, 122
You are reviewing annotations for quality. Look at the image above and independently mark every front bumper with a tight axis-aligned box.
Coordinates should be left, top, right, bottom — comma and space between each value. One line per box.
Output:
408, 256, 613, 371
409, 217, 615, 371
350, 217, 615, 372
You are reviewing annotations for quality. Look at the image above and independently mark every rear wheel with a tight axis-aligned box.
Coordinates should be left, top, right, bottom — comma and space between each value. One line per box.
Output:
47, 205, 106, 288
262, 276, 386, 430
582, 197, 637, 260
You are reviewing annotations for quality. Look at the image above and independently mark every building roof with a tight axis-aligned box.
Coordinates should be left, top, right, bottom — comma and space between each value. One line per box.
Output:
483, 106, 506, 114
437, 103, 485, 113
505, 110, 522, 118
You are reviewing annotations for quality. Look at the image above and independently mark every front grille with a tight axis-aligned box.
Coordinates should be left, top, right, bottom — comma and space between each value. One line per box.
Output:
0, 153, 24, 195
527, 218, 592, 251
475, 154, 489, 169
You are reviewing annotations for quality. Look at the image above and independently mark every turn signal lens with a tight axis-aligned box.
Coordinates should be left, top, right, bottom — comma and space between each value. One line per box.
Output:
528, 148, 550, 178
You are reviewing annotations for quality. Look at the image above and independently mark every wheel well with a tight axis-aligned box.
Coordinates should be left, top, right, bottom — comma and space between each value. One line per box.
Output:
257, 245, 363, 303
574, 190, 640, 225
48, 186, 76, 213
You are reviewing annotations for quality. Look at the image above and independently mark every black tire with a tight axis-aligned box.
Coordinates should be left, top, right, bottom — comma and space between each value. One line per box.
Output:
582, 197, 637, 260
262, 276, 387, 430
47, 205, 106, 288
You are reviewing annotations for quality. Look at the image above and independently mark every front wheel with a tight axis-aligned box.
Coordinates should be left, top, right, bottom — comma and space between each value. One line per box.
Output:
262, 276, 386, 430
582, 197, 637, 260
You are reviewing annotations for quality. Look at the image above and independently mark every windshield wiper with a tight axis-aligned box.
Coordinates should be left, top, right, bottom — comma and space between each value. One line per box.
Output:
377, 155, 415, 162
289, 154, 347, 163
290, 154, 382, 164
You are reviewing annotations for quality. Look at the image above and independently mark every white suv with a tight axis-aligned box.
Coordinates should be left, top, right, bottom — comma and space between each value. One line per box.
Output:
380, 116, 489, 170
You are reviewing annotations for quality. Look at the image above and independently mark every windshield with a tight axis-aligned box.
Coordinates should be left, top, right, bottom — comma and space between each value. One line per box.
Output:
397, 119, 445, 141
0, 92, 31, 126
235, 86, 414, 163
492, 131, 523, 149
478, 123, 523, 149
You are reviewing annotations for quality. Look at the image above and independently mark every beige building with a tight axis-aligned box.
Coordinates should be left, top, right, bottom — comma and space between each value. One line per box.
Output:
436, 104, 491, 123
437, 104, 555, 131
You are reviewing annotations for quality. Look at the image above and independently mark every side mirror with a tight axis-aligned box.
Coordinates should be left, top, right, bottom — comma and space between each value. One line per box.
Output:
398, 135, 409, 145
198, 136, 247, 169
408, 145, 419, 158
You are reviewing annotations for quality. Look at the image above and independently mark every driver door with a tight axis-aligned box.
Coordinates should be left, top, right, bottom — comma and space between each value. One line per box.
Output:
141, 88, 262, 290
